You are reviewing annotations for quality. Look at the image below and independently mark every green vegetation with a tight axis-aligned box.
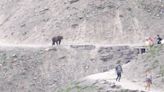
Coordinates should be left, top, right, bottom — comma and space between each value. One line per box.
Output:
151, 60, 159, 69
58, 84, 97, 92
147, 45, 162, 58
144, 45, 163, 63
145, 45, 164, 77
160, 65, 164, 77
58, 81, 97, 92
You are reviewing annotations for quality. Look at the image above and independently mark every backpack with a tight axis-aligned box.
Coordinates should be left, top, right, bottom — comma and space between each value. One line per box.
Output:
116, 65, 122, 72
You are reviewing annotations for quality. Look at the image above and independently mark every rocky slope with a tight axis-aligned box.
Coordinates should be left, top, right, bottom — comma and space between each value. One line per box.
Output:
0, 0, 163, 45
125, 45, 164, 90
59, 45, 164, 92
0, 0, 164, 92
59, 70, 148, 92
0, 45, 139, 92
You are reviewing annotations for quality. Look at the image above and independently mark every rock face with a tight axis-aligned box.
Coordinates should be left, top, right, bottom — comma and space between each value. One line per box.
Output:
0, 0, 163, 44
0, 45, 139, 92
98, 46, 138, 63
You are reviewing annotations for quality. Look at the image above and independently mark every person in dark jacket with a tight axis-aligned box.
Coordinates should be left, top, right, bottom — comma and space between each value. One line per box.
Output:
157, 35, 162, 44
115, 61, 123, 82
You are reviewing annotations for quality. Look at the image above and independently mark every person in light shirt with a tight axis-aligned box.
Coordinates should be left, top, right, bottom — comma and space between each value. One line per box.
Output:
145, 37, 154, 46
144, 69, 153, 91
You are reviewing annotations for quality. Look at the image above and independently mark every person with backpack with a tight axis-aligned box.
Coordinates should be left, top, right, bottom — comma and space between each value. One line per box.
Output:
115, 61, 123, 82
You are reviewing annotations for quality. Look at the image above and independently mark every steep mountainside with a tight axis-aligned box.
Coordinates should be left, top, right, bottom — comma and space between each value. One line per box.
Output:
0, 0, 163, 45
0, 45, 139, 92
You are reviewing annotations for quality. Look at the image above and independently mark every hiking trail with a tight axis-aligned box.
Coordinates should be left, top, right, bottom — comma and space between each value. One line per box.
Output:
83, 63, 163, 92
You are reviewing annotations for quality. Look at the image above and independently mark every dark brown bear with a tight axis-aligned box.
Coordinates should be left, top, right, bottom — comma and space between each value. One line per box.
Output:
52, 36, 63, 45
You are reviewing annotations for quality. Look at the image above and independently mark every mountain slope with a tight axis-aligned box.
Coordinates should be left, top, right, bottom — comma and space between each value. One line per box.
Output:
0, 0, 163, 45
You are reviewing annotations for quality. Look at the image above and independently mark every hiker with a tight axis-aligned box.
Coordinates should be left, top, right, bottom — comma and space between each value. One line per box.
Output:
144, 69, 153, 91
157, 35, 162, 44
145, 37, 154, 46
115, 61, 123, 82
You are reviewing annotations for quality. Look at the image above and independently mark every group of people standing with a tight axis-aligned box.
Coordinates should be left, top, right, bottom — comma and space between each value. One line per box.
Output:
145, 35, 163, 46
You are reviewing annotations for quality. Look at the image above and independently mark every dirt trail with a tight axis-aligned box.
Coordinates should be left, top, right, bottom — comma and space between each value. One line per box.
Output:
0, 43, 50, 48
0, 43, 146, 48
84, 64, 163, 92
